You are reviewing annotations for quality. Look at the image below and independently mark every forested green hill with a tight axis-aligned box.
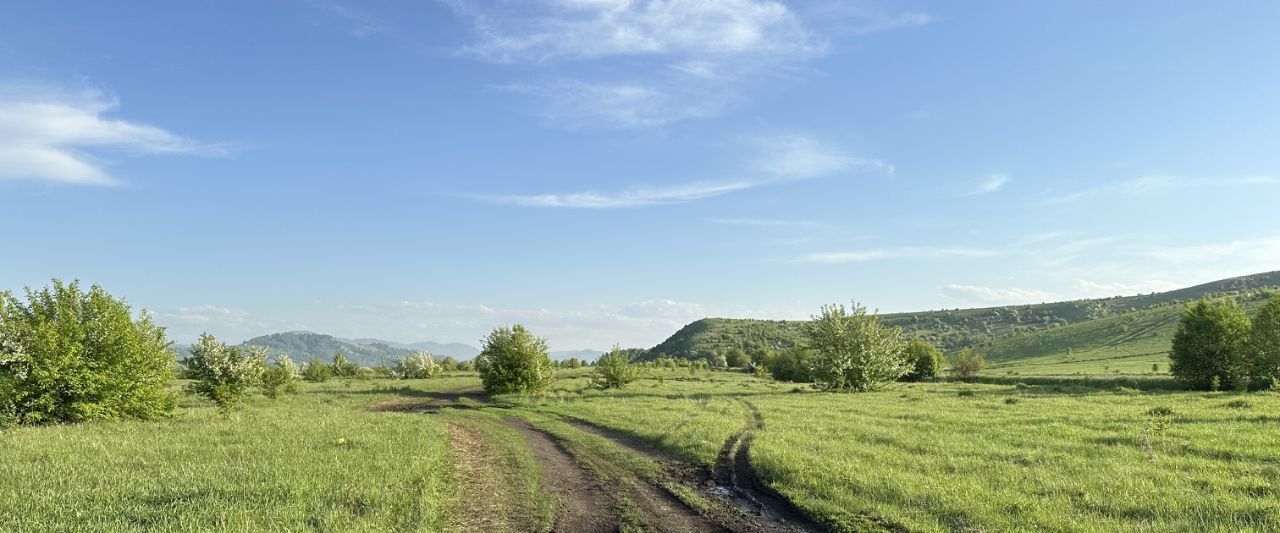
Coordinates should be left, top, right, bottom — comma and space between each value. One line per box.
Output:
646, 271, 1280, 372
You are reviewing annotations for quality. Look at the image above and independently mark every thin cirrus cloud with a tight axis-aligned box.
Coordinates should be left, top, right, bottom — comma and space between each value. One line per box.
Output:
937, 284, 1057, 305
0, 83, 223, 185
795, 247, 996, 264
444, 0, 929, 128
963, 173, 1010, 195
1048, 174, 1278, 203
481, 134, 886, 208
443, 0, 823, 64
486, 180, 756, 208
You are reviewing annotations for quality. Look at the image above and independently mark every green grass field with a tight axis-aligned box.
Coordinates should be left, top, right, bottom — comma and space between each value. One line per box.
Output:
5, 369, 1279, 532
505, 369, 1280, 532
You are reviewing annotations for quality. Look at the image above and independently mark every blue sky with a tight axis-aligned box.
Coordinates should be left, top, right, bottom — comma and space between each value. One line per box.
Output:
2, 1, 1277, 350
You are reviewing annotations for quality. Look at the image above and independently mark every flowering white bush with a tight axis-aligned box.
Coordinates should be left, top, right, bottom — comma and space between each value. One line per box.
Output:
260, 355, 300, 399
183, 333, 266, 410
391, 352, 440, 379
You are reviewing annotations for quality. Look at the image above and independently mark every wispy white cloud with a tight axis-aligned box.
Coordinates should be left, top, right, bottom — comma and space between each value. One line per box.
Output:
964, 173, 1010, 195
495, 80, 727, 129
0, 83, 224, 185
799, 2, 933, 36
707, 217, 819, 227
304, 0, 385, 38
483, 133, 888, 208
938, 284, 1057, 305
1076, 279, 1182, 297
444, 0, 823, 64
485, 180, 755, 208
1050, 174, 1278, 203
796, 247, 996, 264
750, 134, 892, 177
444, 0, 929, 128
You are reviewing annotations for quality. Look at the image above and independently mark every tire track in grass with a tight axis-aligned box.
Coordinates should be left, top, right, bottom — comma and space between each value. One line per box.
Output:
502, 417, 619, 533
395, 387, 718, 531
557, 398, 824, 532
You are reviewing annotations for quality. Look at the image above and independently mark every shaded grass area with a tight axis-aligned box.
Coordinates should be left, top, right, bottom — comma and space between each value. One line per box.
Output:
0, 377, 477, 532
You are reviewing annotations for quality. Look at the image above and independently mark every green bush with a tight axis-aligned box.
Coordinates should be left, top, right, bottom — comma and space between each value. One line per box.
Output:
1170, 299, 1250, 390
725, 347, 750, 368
260, 356, 300, 399
901, 339, 943, 381
1247, 294, 1280, 386
948, 348, 985, 379
183, 333, 266, 411
803, 303, 908, 392
590, 347, 640, 389
766, 347, 814, 383
301, 358, 333, 383
330, 353, 360, 378
440, 356, 458, 372
0, 280, 176, 425
391, 352, 440, 379
476, 324, 554, 394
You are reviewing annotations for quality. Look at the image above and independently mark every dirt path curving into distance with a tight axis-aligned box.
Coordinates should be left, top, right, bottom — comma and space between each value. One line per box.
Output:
503, 417, 619, 533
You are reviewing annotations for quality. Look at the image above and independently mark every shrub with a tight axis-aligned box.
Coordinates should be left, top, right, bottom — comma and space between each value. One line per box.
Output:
301, 358, 332, 383
475, 325, 555, 394
183, 334, 266, 411
725, 347, 750, 369
330, 353, 360, 378
440, 356, 458, 372
766, 347, 814, 383
0, 280, 176, 425
590, 346, 640, 389
948, 348, 985, 379
1247, 294, 1280, 386
260, 356, 300, 399
1170, 299, 1250, 390
803, 303, 909, 392
901, 339, 943, 382
456, 360, 475, 372
391, 352, 440, 379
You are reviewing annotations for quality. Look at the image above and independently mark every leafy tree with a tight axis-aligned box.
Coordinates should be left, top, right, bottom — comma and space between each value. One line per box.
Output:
1170, 299, 1251, 390
948, 348, 984, 379
0, 280, 176, 425
1247, 294, 1280, 386
391, 352, 440, 379
475, 325, 555, 394
330, 353, 359, 378
456, 360, 475, 372
184, 333, 266, 411
440, 356, 458, 372
725, 347, 750, 368
590, 346, 640, 389
803, 303, 909, 392
765, 347, 813, 383
901, 339, 943, 381
260, 356, 300, 399
301, 358, 332, 383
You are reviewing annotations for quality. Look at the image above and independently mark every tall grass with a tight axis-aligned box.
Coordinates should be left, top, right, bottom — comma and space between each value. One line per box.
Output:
0, 378, 473, 532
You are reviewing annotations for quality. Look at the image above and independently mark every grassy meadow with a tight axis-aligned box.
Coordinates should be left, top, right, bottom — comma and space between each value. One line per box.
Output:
0, 378, 471, 532
508, 368, 1280, 532
4, 367, 1279, 532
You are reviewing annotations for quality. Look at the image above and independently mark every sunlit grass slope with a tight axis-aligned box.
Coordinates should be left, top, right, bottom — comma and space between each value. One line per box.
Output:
0, 378, 476, 532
